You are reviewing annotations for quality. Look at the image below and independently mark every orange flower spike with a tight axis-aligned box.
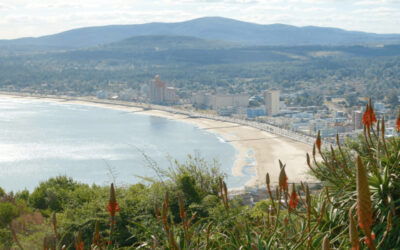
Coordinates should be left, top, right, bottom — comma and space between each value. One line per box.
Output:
362, 103, 370, 127
362, 99, 377, 129
316, 130, 322, 152
178, 194, 185, 220
365, 233, 376, 249
52, 213, 57, 232
266, 173, 270, 187
279, 166, 288, 191
356, 156, 376, 249
106, 183, 120, 217
396, 108, 400, 132
52, 213, 59, 239
368, 98, 377, 124
289, 183, 298, 210
349, 207, 360, 250
356, 157, 373, 230
107, 183, 119, 250
93, 221, 101, 246
74, 230, 84, 250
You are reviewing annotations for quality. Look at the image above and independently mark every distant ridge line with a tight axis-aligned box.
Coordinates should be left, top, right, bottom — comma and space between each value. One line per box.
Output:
1, 16, 400, 52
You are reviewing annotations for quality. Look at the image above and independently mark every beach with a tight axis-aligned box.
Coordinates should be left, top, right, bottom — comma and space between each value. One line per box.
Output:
0, 92, 316, 187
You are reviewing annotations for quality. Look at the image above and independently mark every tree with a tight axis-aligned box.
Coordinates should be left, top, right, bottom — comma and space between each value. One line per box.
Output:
29, 176, 77, 211
0, 202, 18, 227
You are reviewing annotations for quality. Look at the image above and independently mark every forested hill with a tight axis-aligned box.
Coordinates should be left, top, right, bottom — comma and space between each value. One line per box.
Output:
1, 16, 400, 51
0, 33, 399, 101
48, 37, 400, 64
104, 35, 238, 51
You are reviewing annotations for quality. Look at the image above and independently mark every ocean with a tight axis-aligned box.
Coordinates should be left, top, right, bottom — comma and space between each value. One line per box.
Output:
0, 97, 251, 191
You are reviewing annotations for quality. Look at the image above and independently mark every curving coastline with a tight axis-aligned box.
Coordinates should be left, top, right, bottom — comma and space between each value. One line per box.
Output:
0, 92, 316, 188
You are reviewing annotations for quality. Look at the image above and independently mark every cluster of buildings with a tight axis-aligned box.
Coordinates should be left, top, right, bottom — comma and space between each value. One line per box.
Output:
265, 100, 398, 138
99, 75, 282, 118
97, 76, 398, 139
142, 76, 282, 119
192, 92, 250, 116
96, 75, 178, 104
192, 90, 281, 117
141, 75, 178, 104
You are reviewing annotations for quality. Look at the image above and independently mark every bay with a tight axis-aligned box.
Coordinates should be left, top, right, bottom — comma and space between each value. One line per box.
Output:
0, 97, 250, 191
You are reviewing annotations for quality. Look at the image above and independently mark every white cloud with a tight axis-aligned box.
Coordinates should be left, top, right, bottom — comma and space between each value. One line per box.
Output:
355, 0, 400, 4
162, 0, 258, 3
353, 6, 399, 14
355, 0, 383, 5
25, 2, 97, 9
0, 2, 14, 10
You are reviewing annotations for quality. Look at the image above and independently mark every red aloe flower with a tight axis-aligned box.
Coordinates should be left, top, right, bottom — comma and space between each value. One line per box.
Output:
74, 242, 84, 250
279, 167, 288, 191
289, 183, 298, 210
396, 109, 400, 132
349, 207, 359, 250
107, 183, 120, 217
362, 100, 377, 129
365, 233, 376, 248
316, 130, 322, 152
356, 157, 373, 230
356, 156, 376, 249
74, 230, 84, 250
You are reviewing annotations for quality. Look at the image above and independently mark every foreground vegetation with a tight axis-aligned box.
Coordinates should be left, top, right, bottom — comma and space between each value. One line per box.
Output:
1, 104, 400, 249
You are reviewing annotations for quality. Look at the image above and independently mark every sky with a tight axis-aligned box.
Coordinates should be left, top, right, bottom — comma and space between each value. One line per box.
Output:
0, 0, 399, 39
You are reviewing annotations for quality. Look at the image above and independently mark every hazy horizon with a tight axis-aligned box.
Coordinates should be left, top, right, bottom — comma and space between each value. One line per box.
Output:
2, 16, 400, 41
1, 0, 399, 39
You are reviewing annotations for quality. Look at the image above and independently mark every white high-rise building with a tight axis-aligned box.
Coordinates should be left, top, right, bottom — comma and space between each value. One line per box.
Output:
264, 90, 280, 115
352, 110, 363, 130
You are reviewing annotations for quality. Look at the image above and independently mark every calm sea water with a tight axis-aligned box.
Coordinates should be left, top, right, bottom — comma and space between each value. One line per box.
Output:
0, 97, 251, 191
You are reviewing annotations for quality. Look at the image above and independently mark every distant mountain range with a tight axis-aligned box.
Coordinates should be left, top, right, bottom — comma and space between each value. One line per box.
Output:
1, 17, 400, 52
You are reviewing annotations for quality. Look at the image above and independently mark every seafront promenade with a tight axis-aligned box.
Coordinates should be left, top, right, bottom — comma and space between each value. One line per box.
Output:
142, 103, 324, 147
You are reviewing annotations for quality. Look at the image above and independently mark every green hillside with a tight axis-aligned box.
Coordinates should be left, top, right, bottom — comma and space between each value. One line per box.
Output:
0, 35, 399, 101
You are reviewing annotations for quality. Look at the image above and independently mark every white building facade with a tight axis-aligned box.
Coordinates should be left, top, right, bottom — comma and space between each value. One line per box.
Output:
264, 90, 280, 115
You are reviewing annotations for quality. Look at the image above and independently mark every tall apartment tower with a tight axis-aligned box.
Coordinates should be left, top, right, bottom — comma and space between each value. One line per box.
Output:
352, 110, 363, 130
264, 90, 280, 115
148, 75, 166, 103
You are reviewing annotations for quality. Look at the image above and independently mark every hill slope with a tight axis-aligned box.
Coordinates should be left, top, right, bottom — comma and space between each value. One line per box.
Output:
51, 35, 400, 65
104, 35, 238, 51
1, 17, 400, 51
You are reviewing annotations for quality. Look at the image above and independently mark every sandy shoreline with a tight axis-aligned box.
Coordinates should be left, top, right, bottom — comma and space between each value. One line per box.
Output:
0, 92, 316, 187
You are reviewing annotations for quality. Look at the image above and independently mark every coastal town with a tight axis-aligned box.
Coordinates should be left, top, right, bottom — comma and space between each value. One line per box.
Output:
95, 75, 400, 144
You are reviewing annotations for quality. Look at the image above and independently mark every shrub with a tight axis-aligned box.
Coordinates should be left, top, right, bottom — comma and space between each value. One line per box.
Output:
0, 202, 19, 227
